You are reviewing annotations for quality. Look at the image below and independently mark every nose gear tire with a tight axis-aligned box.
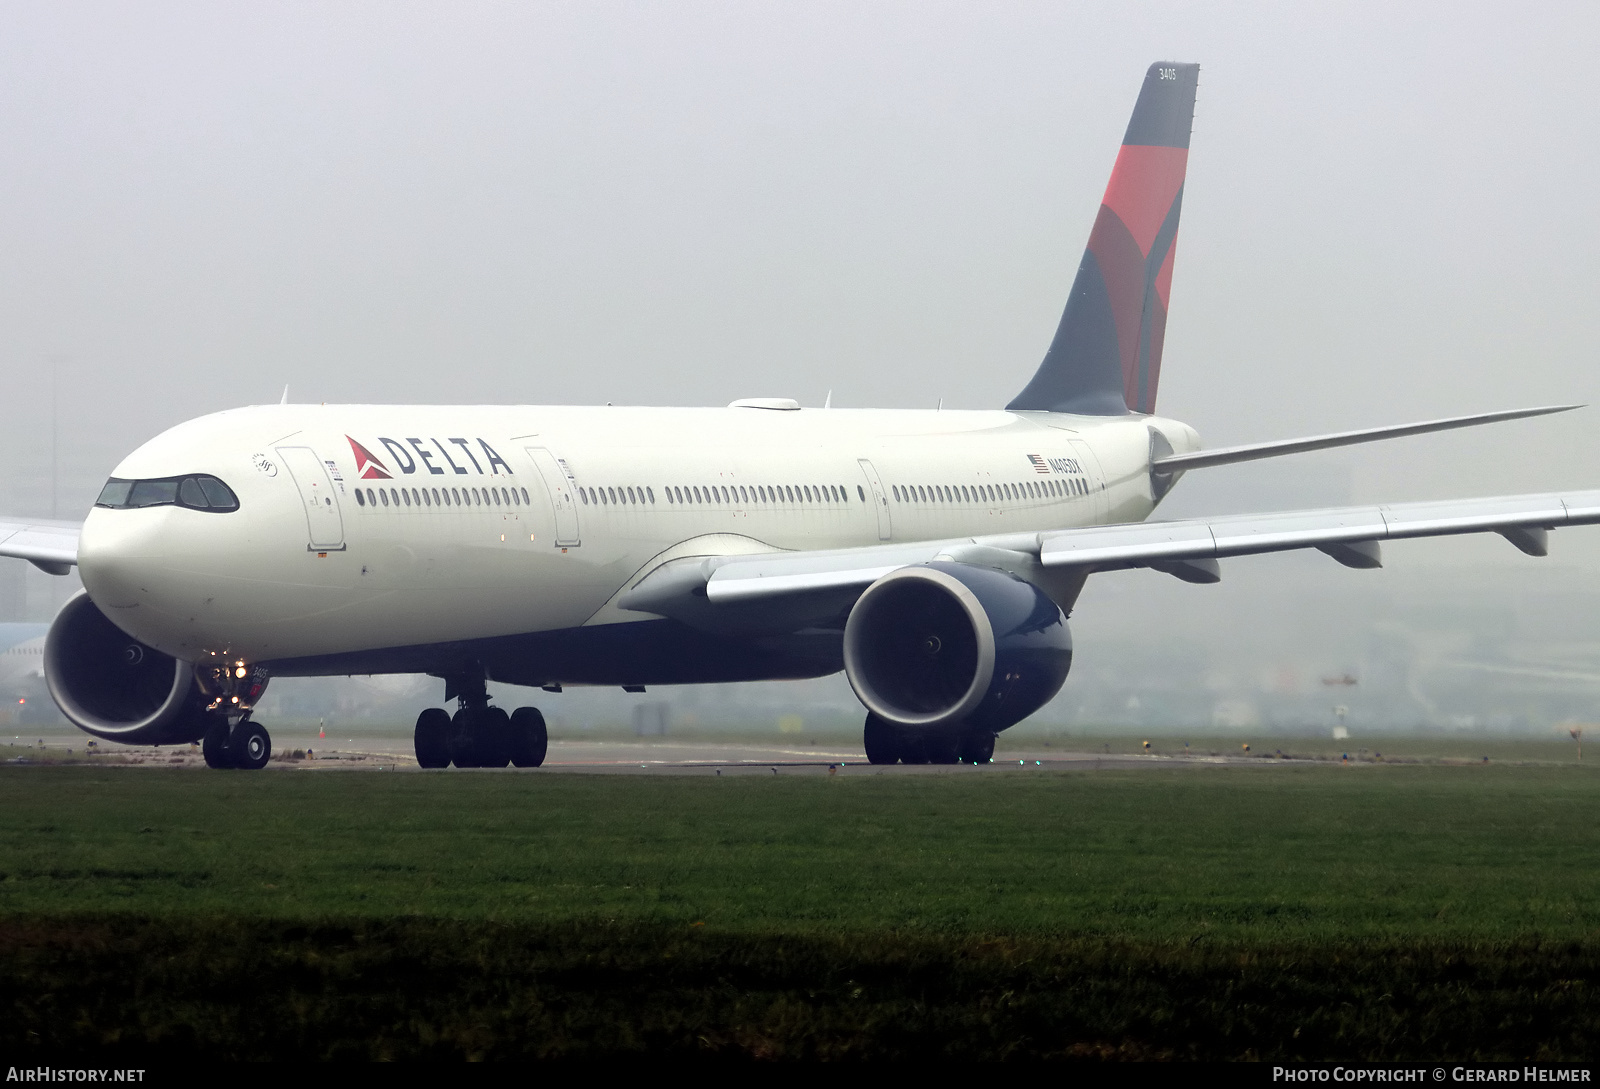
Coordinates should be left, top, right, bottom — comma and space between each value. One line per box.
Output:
229, 721, 271, 771
202, 722, 234, 769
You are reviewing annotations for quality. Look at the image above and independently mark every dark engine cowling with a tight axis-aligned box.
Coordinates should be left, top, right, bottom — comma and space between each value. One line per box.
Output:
842, 561, 1072, 735
44, 592, 208, 744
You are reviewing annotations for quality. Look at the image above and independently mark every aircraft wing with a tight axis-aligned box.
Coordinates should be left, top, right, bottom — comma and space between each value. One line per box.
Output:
619, 490, 1600, 619
0, 517, 82, 575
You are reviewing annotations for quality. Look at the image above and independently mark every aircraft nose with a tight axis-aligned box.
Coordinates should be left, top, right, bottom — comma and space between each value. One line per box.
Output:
76, 506, 173, 611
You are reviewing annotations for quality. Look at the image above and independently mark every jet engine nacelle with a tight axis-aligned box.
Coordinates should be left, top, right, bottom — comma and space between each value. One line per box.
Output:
842, 561, 1072, 735
44, 592, 208, 744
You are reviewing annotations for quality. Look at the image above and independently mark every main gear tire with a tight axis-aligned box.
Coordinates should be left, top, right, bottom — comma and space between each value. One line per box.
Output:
414, 707, 452, 769
923, 731, 961, 765
957, 732, 997, 765
509, 707, 548, 768
897, 733, 931, 765
449, 709, 479, 768
479, 707, 512, 768
863, 713, 900, 765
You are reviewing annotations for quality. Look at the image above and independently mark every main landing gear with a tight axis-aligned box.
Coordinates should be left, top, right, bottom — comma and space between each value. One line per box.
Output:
863, 713, 995, 766
414, 671, 547, 769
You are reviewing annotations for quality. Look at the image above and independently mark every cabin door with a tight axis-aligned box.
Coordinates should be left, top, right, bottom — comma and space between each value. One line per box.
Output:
275, 446, 346, 551
857, 458, 892, 540
524, 447, 581, 547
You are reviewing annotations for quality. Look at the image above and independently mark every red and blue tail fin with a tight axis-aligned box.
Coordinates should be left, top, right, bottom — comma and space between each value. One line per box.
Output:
1008, 63, 1199, 416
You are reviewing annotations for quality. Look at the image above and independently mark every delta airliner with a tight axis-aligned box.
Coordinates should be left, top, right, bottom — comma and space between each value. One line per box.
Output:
3, 63, 1595, 769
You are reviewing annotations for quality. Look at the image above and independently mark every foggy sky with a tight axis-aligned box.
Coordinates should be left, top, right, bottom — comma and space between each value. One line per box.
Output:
3, 2, 1598, 710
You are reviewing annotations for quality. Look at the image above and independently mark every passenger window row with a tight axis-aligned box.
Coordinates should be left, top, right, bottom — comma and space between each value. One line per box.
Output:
576, 483, 866, 507
667, 483, 860, 507
890, 478, 1090, 505
355, 484, 529, 510
580, 485, 654, 506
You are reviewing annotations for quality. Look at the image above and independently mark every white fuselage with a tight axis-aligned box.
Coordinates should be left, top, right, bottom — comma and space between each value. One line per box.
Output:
76, 403, 1198, 671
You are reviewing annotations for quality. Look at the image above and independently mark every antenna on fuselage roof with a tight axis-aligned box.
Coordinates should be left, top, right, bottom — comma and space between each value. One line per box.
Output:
279, 385, 289, 405
824, 389, 832, 409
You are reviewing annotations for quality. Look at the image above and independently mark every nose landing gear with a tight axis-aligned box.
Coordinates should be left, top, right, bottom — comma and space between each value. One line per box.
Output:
202, 718, 272, 770
415, 669, 548, 769
195, 660, 273, 770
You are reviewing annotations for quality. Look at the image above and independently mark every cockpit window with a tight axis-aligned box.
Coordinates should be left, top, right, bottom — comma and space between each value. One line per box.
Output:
130, 480, 179, 507
95, 480, 133, 507
96, 475, 240, 513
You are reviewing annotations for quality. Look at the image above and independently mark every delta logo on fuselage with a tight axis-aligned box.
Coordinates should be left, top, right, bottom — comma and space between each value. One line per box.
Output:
346, 435, 515, 481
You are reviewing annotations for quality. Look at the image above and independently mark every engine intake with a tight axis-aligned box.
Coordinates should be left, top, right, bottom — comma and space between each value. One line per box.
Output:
843, 562, 1072, 734
44, 592, 207, 744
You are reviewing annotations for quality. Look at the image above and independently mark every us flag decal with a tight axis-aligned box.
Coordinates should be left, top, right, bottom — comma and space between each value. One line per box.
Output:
1027, 454, 1050, 474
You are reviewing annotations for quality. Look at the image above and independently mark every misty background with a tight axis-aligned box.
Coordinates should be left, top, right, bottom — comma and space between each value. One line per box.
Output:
4, 1, 1599, 739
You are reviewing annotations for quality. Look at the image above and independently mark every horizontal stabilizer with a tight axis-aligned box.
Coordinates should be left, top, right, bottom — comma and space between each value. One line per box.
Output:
1154, 405, 1579, 472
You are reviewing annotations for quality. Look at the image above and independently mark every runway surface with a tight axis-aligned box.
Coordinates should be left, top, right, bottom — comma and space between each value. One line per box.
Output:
7, 731, 1304, 773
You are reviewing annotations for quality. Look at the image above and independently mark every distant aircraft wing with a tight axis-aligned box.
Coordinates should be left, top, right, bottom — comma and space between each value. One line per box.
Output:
0, 517, 82, 575
618, 490, 1600, 622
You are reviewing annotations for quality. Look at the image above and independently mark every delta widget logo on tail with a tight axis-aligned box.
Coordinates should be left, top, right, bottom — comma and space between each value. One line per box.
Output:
345, 435, 515, 479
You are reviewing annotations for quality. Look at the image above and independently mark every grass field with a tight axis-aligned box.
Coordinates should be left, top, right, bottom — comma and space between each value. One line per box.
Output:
3, 763, 1599, 1059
